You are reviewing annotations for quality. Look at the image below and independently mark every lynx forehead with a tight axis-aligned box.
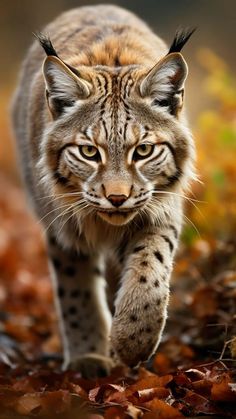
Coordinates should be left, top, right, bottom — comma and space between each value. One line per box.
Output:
12, 4, 196, 376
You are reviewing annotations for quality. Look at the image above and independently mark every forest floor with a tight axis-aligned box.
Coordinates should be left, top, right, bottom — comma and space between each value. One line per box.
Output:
0, 172, 235, 419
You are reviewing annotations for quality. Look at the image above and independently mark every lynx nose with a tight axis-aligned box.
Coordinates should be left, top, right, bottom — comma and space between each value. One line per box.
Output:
102, 181, 131, 207
107, 194, 127, 207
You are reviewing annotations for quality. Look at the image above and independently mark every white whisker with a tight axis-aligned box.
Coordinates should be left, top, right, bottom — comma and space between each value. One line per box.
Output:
57, 203, 91, 235
152, 189, 206, 223
36, 191, 84, 201
37, 201, 78, 224
43, 200, 88, 233
152, 189, 206, 204
150, 195, 201, 237
182, 213, 201, 237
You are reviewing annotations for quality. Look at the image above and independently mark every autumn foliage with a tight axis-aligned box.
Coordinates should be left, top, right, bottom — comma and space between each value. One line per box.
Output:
0, 51, 235, 418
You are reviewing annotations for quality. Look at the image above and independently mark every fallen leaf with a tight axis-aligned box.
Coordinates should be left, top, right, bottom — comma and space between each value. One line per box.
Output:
191, 379, 212, 397
69, 382, 88, 398
134, 387, 170, 403
89, 384, 125, 404
40, 390, 71, 414
126, 375, 173, 395
15, 393, 41, 415
153, 353, 171, 375
126, 403, 143, 418
143, 398, 184, 418
211, 373, 236, 402
181, 390, 223, 415
104, 406, 126, 418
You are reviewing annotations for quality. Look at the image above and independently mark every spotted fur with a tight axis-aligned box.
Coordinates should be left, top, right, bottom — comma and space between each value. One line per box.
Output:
11, 4, 196, 376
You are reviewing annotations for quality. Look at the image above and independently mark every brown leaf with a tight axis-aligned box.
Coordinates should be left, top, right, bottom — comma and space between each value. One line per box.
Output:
143, 399, 184, 418
40, 390, 71, 414
134, 387, 170, 403
12, 376, 39, 393
89, 384, 125, 404
15, 393, 41, 415
0, 387, 23, 409
126, 375, 173, 395
69, 382, 88, 399
191, 379, 212, 397
211, 373, 236, 402
153, 353, 171, 375
173, 372, 193, 388
181, 390, 223, 415
185, 368, 206, 381
104, 406, 127, 418
126, 403, 143, 418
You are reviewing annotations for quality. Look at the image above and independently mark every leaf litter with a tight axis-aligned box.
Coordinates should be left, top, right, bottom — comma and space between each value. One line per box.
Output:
0, 171, 235, 418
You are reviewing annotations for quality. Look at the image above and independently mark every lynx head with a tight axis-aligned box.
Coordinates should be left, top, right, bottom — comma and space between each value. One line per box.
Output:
38, 30, 196, 227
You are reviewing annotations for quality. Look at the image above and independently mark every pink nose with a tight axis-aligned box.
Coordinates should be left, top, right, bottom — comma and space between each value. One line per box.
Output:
107, 194, 127, 207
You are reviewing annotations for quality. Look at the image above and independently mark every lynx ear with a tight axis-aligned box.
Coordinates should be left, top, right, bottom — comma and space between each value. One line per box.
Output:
43, 56, 92, 118
139, 53, 188, 116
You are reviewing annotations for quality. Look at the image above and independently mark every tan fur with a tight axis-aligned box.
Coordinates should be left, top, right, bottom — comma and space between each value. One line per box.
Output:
103, 180, 131, 197
11, 4, 195, 376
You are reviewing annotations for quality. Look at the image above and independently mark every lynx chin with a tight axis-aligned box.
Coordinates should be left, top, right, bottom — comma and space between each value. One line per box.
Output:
12, 4, 196, 377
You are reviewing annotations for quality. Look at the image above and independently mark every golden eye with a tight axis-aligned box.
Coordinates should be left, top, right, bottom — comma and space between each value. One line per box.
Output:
79, 145, 100, 161
134, 144, 154, 160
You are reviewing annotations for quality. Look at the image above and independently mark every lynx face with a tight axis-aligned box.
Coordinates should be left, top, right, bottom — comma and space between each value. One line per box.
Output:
40, 53, 194, 226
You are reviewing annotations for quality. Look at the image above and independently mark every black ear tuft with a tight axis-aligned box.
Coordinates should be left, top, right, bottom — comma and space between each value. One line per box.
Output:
34, 32, 81, 77
34, 32, 59, 57
168, 27, 196, 54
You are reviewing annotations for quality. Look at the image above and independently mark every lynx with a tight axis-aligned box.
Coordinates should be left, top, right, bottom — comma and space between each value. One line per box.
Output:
12, 4, 196, 377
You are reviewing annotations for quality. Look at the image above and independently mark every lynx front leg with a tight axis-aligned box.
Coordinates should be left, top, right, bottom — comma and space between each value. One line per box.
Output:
47, 236, 112, 376
111, 224, 179, 367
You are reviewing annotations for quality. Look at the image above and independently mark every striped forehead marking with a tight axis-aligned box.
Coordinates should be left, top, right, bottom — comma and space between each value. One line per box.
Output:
93, 72, 134, 154
76, 69, 155, 153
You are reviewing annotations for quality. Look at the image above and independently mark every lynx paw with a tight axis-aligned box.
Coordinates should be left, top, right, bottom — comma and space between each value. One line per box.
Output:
111, 314, 162, 368
62, 353, 115, 378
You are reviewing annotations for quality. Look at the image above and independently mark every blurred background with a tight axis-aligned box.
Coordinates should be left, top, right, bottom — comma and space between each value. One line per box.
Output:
0, 0, 235, 375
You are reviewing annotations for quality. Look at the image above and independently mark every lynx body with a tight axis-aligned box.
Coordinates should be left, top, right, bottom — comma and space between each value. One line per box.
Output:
12, 4, 195, 376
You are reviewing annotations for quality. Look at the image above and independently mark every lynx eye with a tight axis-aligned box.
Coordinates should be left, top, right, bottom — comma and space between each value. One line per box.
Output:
133, 144, 154, 160
79, 145, 100, 161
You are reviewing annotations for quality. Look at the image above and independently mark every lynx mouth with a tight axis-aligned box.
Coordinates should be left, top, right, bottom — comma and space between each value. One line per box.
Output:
97, 209, 137, 225
98, 209, 134, 214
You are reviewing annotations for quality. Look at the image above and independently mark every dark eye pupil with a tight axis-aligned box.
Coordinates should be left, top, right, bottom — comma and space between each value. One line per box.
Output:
140, 145, 147, 151
87, 146, 93, 152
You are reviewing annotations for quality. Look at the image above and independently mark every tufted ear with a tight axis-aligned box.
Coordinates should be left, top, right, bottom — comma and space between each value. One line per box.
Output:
140, 52, 188, 116
43, 56, 92, 119
36, 33, 92, 118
